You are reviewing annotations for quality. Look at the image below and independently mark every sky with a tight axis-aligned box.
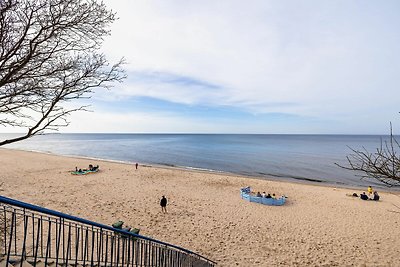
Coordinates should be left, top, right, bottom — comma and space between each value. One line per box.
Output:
22, 1, 400, 133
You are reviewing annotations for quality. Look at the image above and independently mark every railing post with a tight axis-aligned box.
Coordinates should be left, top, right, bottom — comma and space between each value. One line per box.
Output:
55, 218, 62, 266
126, 236, 131, 267
40, 216, 43, 258
65, 223, 71, 266
116, 235, 120, 267
20, 214, 29, 266
62, 219, 66, 265
33, 219, 41, 267
6, 212, 15, 267
31, 213, 35, 263
133, 237, 136, 267
74, 225, 80, 267
83, 228, 88, 266
2, 207, 6, 256
97, 229, 102, 267
105, 232, 109, 266
91, 226, 95, 267
13, 210, 17, 256
110, 234, 114, 267
121, 236, 125, 267
44, 220, 51, 266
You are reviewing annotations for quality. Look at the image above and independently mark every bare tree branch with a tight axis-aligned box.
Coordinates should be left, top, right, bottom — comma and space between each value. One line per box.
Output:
336, 123, 400, 187
0, 0, 126, 145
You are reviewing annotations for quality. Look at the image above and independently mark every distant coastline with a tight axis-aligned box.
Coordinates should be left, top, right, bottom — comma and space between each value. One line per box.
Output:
1, 133, 396, 189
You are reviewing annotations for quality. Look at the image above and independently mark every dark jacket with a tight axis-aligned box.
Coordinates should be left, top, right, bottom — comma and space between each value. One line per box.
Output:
160, 197, 167, 207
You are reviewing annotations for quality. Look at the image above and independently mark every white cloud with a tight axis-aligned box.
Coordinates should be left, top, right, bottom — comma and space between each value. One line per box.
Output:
97, 71, 227, 105
66, 109, 241, 133
100, 0, 400, 126
2, 1, 399, 134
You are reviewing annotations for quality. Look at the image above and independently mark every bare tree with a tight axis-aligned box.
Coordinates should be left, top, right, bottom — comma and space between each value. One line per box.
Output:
0, 0, 125, 146
336, 124, 400, 187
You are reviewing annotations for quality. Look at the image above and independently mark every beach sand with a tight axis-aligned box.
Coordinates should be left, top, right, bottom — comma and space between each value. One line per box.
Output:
1, 148, 400, 266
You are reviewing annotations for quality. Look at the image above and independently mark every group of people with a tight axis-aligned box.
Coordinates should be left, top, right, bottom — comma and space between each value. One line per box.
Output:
88, 164, 99, 171
75, 164, 99, 172
359, 186, 380, 201
111, 220, 140, 235
256, 191, 277, 199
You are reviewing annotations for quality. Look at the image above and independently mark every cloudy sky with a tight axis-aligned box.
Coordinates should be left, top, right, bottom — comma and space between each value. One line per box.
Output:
67, 0, 400, 134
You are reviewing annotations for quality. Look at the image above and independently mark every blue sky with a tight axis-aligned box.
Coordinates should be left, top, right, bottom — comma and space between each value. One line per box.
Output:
65, 0, 400, 134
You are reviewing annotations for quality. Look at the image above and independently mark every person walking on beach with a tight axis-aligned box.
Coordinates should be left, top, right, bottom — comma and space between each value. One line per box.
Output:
135, 162, 138, 170
160, 196, 168, 213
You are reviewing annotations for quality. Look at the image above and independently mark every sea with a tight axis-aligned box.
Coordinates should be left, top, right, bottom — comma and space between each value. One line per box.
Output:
0, 133, 396, 189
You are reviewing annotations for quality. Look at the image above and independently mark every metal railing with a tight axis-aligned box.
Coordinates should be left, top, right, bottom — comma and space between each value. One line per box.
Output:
0, 196, 216, 267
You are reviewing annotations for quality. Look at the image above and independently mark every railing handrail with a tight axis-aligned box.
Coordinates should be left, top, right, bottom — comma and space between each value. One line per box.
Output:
0, 195, 216, 264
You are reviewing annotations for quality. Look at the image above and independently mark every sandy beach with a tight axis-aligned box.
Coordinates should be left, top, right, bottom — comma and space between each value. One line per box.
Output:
1, 148, 400, 266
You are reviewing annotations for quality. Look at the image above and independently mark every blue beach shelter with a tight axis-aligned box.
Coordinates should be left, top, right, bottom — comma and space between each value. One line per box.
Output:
240, 187, 287, 206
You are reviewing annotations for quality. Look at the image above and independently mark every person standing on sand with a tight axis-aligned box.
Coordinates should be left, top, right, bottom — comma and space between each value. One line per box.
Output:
160, 196, 167, 213
135, 163, 138, 170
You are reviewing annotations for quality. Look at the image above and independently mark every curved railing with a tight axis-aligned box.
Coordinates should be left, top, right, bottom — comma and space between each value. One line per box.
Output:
0, 195, 216, 267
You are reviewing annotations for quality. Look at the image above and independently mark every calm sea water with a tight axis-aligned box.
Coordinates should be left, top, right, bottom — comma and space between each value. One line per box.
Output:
1, 133, 395, 188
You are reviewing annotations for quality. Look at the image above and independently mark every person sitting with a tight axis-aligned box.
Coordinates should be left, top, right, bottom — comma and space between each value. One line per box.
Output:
89, 164, 93, 171
265, 193, 272, 198
261, 192, 266, 198
256, 192, 262, 197
373, 191, 380, 201
367, 186, 373, 198
272, 193, 276, 199
122, 226, 132, 232
112, 220, 124, 229
360, 192, 369, 200
130, 228, 140, 234
367, 186, 373, 194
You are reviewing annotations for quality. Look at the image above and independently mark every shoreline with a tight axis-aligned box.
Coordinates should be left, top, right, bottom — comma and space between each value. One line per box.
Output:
2, 147, 392, 192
